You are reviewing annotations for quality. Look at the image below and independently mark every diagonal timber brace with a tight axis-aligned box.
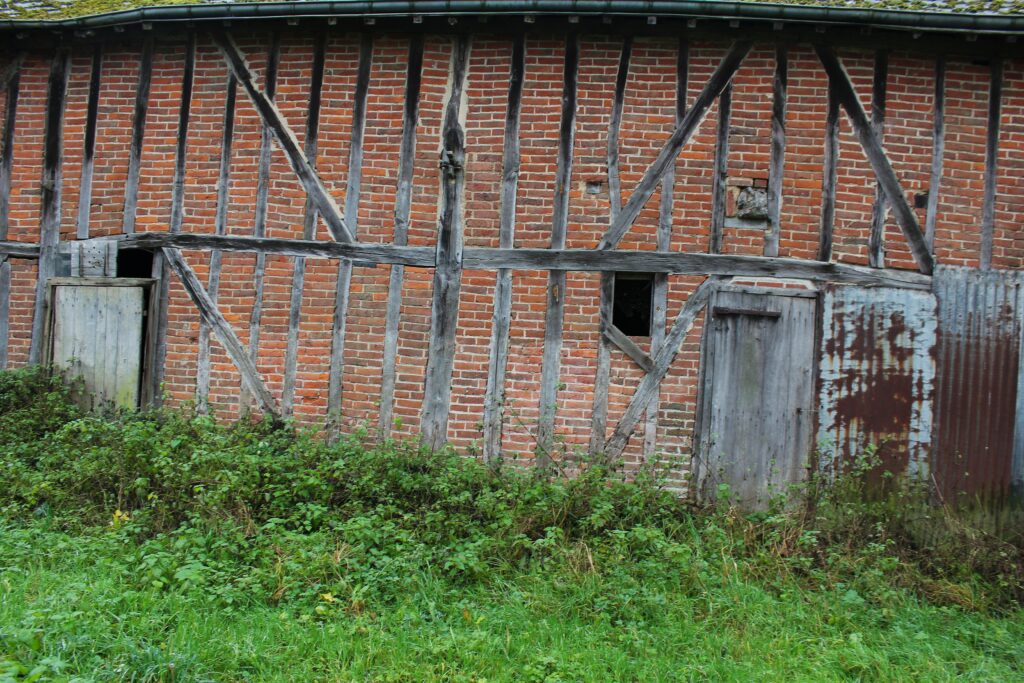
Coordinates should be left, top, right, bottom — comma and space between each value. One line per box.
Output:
604, 277, 721, 460
604, 324, 654, 373
211, 31, 355, 244
597, 41, 751, 251
814, 44, 934, 275
162, 247, 280, 418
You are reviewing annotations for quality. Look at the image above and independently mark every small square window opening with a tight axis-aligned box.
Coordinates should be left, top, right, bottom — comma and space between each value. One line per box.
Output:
612, 273, 654, 337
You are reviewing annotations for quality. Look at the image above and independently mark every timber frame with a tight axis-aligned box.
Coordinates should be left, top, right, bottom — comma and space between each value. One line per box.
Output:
2, 11, 1013, 464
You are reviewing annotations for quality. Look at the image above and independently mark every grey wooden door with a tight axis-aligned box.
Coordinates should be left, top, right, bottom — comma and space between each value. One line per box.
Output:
49, 282, 146, 409
694, 288, 819, 508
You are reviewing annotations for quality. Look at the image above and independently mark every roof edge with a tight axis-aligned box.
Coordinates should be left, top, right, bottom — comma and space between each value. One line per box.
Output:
2, 0, 1023, 34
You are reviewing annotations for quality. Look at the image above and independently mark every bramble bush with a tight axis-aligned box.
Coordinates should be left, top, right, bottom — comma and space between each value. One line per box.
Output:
0, 365, 1021, 616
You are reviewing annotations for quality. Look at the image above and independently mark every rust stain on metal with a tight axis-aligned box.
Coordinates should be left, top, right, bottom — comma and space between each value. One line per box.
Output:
818, 286, 936, 487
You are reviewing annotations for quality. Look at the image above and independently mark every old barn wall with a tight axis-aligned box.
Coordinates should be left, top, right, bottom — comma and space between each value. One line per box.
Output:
1, 27, 1022, 486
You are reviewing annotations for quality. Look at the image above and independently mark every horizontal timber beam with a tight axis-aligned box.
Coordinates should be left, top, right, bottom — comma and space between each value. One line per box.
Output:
0, 241, 40, 259
117, 233, 932, 290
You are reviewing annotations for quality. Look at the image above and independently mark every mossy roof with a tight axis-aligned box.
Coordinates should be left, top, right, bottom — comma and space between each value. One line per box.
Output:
1, 0, 1022, 22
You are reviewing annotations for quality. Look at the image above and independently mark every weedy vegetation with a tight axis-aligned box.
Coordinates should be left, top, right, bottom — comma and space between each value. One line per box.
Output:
0, 366, 1021, 681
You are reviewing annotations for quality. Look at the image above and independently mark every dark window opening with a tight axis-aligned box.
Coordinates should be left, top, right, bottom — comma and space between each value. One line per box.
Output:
117, 248, 154, 279
612, 273, 653, 337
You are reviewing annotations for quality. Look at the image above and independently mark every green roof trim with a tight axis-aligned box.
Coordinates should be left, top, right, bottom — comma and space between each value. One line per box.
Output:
1, 0, 1023, 30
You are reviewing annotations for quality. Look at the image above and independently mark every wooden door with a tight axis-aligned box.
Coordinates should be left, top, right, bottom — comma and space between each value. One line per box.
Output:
694, 288, 819, 508
49, 280, 147, 410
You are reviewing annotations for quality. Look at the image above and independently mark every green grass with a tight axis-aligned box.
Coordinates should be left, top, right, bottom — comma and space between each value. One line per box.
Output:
2, 523, 1022, 681
0, 366, 1021, 681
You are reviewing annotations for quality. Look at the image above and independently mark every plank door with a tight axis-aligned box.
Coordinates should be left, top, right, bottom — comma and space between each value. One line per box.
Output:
694, 288, 819, 508
50, 283, 146, 409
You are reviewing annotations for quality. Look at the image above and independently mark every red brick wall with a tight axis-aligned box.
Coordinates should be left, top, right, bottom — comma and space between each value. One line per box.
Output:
2, 30, 1022, 476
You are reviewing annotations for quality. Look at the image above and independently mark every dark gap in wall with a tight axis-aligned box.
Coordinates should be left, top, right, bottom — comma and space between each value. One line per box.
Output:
613, 273, 653, 337
118, 248, 153, 279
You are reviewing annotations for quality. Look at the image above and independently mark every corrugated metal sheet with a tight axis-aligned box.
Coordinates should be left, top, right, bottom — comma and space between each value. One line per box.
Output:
932, 266, 1024, 503
817, 286, 937, 483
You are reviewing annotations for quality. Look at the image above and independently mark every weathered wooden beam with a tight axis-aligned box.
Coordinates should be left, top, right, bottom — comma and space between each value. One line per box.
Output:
925, 56, 945, 252
283, 31, 327, 416
465, 249, 932, 289
981, 58, 1002, 271
123, 232, 433, 265
379, 34, 423, 438
537, 33, 578, 464
162, 247, 279, 417
764, 45, 786, 258
814, 44, 934, 275
122, 36, 153, 235
0, 59, 19, 234
598, 41, 751, 251
0, 56, 20, 369
0, 54, 25, 90
604, 277, 719, 459
241, 34, 280, 414
76, 44, 102, 239
481, 33, 523, 463
29, 50, 70, 365
868, 49, 888, 269
211, 30, 354, 244
0, 241, 40, 259
0, 259, 8, 369
328, 33, 373, 431
196, 72, 237, 413
591, 35, 632, 457
121, 233, 933, 290
421, 35, 471, 450
645, 38, 688, 460
151, 34, 196, 408
607, 36, 631, 220
604, 324, 654, 373
818, 79, 839, 262
709, 82, 731, 254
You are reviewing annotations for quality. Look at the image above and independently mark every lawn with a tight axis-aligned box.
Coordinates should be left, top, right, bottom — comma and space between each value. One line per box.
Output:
0, 366, 1021, 682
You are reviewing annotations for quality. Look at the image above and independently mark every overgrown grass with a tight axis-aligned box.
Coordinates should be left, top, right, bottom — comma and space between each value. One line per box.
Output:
0, 366, 1021, 681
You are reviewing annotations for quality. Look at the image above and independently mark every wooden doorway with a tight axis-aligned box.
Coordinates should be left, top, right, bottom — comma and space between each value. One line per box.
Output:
45, 277, 155, 410
694, 286, 820, 508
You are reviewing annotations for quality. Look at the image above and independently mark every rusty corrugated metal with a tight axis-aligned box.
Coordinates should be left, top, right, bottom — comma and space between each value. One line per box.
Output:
933, 266, 1024, 504
817, 286, 937, 484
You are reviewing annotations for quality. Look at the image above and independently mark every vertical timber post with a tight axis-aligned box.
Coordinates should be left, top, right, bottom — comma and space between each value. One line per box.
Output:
925, 56, 945, 252
241, 33, 280, 412
421, 35, 471, 450
764, 45, 786, 258
536, 33, 578, 466
818, 80, 839, 262
328, 33, 373, 433
378, 35, 424, 438
282, 31, 327, 415
150, 33, 195, 406
868, 49, 888, 269
591, 35, 631, 457
76, 44, 102, 240
709, 81, 731, 254
644, 38, 687, 460
196, 72, 237, 412
29, 50, 70, 365
481, 33, 524, 464
0, 58, 20, 368
122, 36, 153, 235
981, 57, 1002, 270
